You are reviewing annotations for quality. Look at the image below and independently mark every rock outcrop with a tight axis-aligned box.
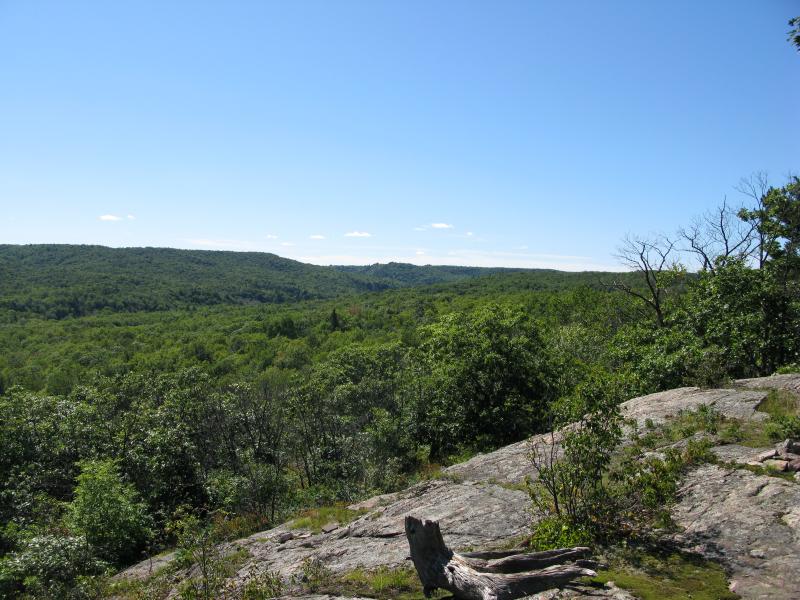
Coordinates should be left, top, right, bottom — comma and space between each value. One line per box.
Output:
116, 374, 800, 599
672, 464, 800, 599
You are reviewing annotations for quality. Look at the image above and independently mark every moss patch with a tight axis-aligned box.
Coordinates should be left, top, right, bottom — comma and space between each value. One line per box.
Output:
589, 550, 739, 600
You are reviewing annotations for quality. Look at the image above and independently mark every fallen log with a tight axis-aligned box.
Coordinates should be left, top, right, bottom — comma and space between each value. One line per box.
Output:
404, 516, 596, 600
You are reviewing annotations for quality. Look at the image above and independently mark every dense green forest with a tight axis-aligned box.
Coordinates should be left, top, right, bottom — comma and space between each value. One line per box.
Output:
0, 245, 631, 321
0, 176, 798, 598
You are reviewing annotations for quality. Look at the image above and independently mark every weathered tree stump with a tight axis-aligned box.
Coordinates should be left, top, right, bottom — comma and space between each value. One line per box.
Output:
404, 516, 596, 600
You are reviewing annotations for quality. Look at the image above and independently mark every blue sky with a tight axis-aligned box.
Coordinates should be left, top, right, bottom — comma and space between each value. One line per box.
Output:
0, 1, 797, 270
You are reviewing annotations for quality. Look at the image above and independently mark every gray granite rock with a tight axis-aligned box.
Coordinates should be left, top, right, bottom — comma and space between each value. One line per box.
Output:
444, 432, 562, 485
237, 479, 531, 578
620, 387, 768, 427
711, 444, 772, 464
672, 464, 800, 600
735, 373, 800, 394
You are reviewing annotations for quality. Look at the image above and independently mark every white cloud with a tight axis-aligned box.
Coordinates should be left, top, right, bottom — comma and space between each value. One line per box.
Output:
413, 226, 426, 231
516, 245, 529, 250
309, 234, 325, 240
431, 223, 454, 229
416, 250, 425, 255
99, 214, 122, 221
344, 231, 372, 238
126, 214, 136, 220
281, 242, 295, 247
266, 234, 278, 239
466, 231, 474, 237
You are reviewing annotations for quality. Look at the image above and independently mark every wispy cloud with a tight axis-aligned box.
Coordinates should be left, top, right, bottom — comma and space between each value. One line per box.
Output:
265, 234, 278, 239
309, 234, 325, 240
126, 214, 136, 220
466, 231, 474, 237
99, 214, 122, 222
431, 223, 454, 229
416, 249, 425, 255
344, 231, 372, 238
413, 226, 426, 231
281, 242, 295, 247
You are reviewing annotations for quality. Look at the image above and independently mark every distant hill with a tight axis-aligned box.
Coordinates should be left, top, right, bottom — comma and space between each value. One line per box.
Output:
336, 262, 635, 291
333, 262, 520, 285
0, 245, 393, 319
0, 245, 632, 320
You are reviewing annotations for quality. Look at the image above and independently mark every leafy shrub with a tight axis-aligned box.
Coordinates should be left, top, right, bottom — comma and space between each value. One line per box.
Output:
0, 533, 108, 599
611, 438, 714, 533
171, 511, 251, 600
528, 516, 591, 551
528, 371, 624, 528
66, 459, 152, 565
765, 415, 800, 441
528, 371, 627, 547
530, 391, 720, 544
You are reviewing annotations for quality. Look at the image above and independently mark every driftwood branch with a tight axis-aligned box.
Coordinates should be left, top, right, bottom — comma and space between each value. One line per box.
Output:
404, 516, 596, 600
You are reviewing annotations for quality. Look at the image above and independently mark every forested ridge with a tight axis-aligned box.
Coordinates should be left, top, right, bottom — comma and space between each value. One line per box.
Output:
0, 176, 798, 599
0, 245, 633, 321
0, 245, 391, 319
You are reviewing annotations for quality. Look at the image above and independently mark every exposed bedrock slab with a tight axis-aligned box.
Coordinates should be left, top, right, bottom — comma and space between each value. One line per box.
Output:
620, 387, 768, 428
444, 433, 559, 485
672, 464, 800, 600
446, 384, 781, 485
238, 479, 530, 579
735, 373, 800, 394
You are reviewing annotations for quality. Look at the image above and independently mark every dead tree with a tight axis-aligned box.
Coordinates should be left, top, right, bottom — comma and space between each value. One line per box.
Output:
610, 233, 679, 327
404, 516, 596, 600
678, 197, 757, 273
735, 172, 771, 268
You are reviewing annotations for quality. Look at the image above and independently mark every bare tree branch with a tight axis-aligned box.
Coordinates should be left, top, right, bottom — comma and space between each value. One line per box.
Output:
736, 172, 771, 268
679, 196, 757, 272
611, 234, 679, 327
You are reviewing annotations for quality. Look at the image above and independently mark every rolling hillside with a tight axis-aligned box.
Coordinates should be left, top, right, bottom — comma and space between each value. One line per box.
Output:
0, 245, 393, 319
0, 245, 633, 320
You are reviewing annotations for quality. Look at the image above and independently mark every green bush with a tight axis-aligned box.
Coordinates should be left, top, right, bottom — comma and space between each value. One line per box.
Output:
0, 533, 108, 599
528, 516, 591, 551
66, 459, 152, 565
528, 371, 624, 539
766, 415, 800, 441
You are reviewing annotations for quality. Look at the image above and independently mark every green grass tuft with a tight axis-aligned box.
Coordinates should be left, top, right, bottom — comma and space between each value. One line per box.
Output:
289, 504, 367, 533
305, 565, 448, 600
756, 389, 800, 419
